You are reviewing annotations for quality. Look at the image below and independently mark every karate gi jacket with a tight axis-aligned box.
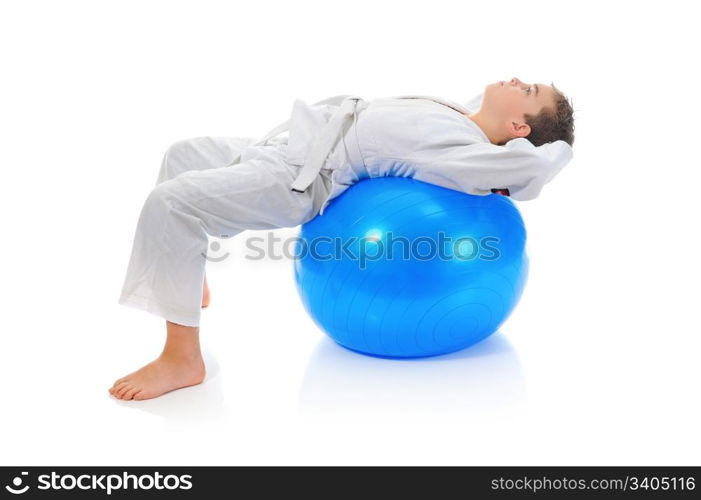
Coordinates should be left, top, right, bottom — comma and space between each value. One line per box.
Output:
240, 93, 574, 214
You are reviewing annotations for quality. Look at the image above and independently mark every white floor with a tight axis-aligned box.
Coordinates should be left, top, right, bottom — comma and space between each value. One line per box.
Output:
3, 213, 699, 465
1, 0, 699, 466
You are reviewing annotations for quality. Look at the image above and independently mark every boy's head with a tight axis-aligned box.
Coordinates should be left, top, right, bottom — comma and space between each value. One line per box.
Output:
471, 77, 575, 147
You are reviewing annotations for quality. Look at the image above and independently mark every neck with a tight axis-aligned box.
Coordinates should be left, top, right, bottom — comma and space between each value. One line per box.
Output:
466, 111, 507, 145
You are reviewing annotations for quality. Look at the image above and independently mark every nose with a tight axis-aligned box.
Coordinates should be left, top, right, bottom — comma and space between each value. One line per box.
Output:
510, 77, 524, 87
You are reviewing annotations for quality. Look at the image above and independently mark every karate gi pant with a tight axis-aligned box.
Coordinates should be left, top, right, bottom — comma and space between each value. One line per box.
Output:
118, 136, 333, 327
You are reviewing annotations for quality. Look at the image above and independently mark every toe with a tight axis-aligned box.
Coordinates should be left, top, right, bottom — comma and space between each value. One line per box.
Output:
122, 386, 141, 400
112, 381, 129, 395
110, 379, 125, 393
116, 384, 133, 399
132, 390, 147, 401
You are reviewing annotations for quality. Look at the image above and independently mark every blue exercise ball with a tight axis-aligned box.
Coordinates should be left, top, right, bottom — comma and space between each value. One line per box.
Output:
293, 177, 529, 358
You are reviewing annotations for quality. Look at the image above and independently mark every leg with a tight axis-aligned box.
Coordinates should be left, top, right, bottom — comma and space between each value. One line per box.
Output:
156, 136, 258, 184
112, 144, 331, 400
118, 145, 329, 327
157, 136, 258, 309
201, 274, 210, 308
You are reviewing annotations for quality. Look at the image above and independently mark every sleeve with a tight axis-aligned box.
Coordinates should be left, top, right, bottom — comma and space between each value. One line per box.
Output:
410, 137, 574, 201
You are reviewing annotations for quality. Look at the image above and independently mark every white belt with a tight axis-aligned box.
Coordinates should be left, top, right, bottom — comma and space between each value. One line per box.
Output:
228, 95, 366, 193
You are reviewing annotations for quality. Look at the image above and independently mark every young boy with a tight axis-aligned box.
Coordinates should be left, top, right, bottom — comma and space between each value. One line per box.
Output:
110, 77, 575, 401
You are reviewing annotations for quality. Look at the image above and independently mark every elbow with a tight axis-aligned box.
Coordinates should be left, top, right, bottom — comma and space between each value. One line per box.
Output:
509, 183, 544, 201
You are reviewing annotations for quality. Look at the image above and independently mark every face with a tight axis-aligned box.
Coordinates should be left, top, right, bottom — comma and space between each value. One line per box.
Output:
481, 77, 557, 137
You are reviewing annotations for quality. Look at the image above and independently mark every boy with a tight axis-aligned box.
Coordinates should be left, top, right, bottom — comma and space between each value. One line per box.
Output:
110, 77, 575, 401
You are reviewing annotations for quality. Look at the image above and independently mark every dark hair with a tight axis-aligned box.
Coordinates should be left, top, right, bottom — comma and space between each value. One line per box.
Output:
524, 83, 575, 147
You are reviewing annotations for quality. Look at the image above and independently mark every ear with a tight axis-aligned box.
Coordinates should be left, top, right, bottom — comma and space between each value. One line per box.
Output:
507, 119, 531, 139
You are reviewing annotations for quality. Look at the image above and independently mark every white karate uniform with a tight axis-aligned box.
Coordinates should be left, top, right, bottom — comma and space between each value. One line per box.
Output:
118, 93, 574, 327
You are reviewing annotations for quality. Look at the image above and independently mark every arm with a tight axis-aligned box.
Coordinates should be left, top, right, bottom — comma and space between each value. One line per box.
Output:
410, 137, 574, 201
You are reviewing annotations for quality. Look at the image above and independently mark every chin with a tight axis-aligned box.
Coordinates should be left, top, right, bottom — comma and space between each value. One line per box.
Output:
485, 81, 501, 93
482, 82, 499, 99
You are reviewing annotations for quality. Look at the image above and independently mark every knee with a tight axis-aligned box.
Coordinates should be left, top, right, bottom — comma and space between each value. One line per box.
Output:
165, 138, 198, 159
143, 180, 178, 217
158, 138, 203, 183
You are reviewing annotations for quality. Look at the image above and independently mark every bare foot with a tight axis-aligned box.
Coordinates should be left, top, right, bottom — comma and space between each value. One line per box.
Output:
202, 274, 210, 308
109, 353, 206, 400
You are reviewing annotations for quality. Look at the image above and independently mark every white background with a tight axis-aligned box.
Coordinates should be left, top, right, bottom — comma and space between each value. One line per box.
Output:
1, 0, 699, 466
